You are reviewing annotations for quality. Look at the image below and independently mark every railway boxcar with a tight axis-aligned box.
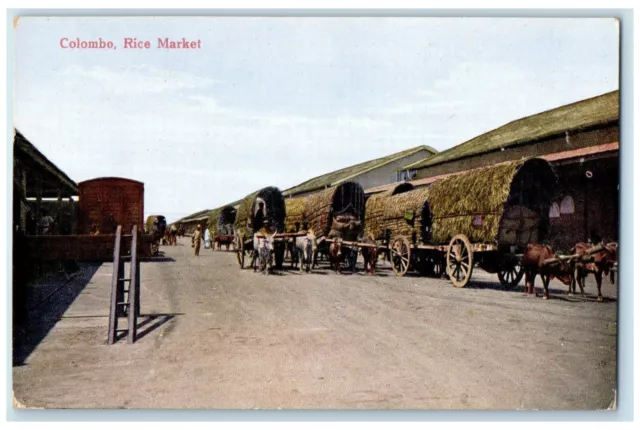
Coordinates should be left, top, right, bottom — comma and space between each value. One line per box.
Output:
77, 177, 144, 235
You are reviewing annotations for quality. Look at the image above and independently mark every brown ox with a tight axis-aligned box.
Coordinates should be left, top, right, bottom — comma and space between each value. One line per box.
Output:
571, 242, 618, 302
360, 242, 378, 275
522, 244, 573, 300
328, 240, 345, 274
215, 235, 234, 251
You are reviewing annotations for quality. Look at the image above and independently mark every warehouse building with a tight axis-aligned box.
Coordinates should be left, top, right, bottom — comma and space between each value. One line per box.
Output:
283, 145, 437, 198
392, 90, 619, 251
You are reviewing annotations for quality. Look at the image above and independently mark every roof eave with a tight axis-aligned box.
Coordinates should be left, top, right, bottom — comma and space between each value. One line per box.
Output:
410, 118, 620, 172
333, 146, 436, 186
283, 145, 437, 196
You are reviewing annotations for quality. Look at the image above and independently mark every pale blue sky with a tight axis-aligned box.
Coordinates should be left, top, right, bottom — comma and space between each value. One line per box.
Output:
14, 17, 619, 223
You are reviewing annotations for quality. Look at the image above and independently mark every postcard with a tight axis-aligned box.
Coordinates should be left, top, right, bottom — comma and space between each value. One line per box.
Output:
11, 16, 620, 410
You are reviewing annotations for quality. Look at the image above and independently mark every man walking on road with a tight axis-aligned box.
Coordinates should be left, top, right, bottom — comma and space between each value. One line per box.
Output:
193, 224, 203, 256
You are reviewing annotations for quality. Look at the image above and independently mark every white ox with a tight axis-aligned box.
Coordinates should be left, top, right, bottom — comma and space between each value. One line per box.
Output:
293, 229, 317, 273
253, 230, 277, 275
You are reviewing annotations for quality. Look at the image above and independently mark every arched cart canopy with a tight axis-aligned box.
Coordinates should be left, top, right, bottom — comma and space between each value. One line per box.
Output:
427, 157, 557, 245
145, 215, 166, 233
207, 205, 237, 236
234, 186, 286, 237
303, 181, 365, 239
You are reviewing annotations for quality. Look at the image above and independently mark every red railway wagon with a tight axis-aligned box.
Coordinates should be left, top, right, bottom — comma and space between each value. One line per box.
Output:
77, 177, 144, 235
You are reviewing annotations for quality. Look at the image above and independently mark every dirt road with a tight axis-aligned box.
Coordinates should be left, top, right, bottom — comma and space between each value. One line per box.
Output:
13, 238, 618, 409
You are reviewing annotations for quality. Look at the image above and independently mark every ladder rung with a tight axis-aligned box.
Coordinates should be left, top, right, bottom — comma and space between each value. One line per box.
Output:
118, 278, 131, 282
115, 329, 128, 332
116, 302, 130, 306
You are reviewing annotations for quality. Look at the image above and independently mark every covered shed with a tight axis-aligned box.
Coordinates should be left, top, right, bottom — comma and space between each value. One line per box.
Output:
13, 130, 78, 235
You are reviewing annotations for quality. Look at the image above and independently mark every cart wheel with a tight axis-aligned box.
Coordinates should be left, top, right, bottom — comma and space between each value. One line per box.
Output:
446, 234, 473, 287
498, 261, 524, 289
390, 236, 411, 276
235, 236, 245, 269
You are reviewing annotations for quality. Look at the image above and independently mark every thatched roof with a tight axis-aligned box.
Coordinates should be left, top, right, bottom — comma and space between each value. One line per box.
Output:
428, 158, 557, 244
403, 90, 619, 171
283, 145, 437, 196
14, 129, 78, 197
178, 208, 212, 224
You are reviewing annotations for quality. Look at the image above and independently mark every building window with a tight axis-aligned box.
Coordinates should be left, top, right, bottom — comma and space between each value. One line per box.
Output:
560, 196, 575, 214
549, 202, 560, 218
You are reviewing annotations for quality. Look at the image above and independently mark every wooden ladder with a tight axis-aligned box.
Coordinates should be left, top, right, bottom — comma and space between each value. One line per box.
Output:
107, 225, 140, 344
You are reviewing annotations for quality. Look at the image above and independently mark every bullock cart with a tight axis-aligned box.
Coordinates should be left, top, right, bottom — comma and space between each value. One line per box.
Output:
144, 215, 167, 255
207, 205, 237, 250
284, 181, 367, 271
233, 186, 289, 269
365, 158, 557, 288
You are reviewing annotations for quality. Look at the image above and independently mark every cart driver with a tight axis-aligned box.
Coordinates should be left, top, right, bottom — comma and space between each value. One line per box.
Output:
254, 201, 266, 229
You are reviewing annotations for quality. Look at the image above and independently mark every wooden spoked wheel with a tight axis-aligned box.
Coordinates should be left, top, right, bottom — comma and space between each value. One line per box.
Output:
390, 236, 411, 276
498, 260, 525, 289
235, 235, 245, 269
446, 234, 474, 288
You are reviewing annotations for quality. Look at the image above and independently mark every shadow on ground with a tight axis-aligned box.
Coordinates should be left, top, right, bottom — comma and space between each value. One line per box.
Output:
13, 263, 102, 366
112, 313, 184, 343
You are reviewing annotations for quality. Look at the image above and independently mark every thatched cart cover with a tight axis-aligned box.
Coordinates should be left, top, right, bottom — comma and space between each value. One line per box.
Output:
382, 187, 432, 242
207, 205, 236, 236
284, 197, 307, 232
303, 181, 365, 240
145, 215, 164, 234
364, 182, 417, 240
233, 187, 286, 237
234, 193, 256, 237
207, 207, 222, 234
428, 158, 557, 245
